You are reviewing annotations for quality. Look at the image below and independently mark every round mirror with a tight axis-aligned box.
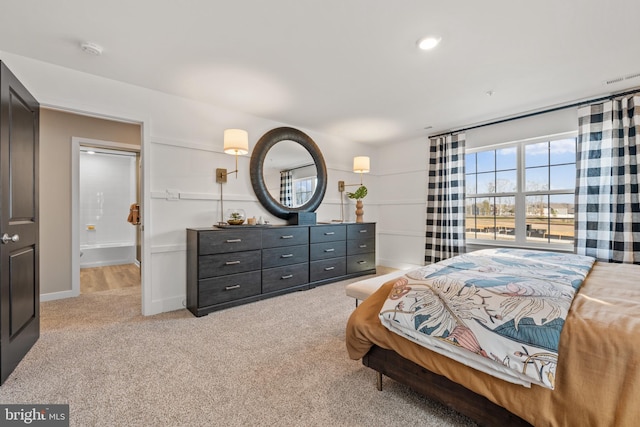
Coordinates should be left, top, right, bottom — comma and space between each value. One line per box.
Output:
263, 140, 317, 207
250, 127, 327, 219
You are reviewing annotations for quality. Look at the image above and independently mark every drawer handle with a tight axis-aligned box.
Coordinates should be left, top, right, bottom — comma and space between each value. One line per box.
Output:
281, 253, 293, 258
359, 244, 367, 248
357, 260, 368, 265
359, 230, 367, 233
324, 266, 335, 271
225, 260, 241, 265
281, 274, 293, 279
226, 239, 242, 243
281, 235, 294, 239
225, 284, 241, 290
324, 232, 335, 236
324, 248, 335, 252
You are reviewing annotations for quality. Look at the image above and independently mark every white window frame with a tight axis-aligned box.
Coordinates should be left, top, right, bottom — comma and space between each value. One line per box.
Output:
465, 131, 577, 252
292, 176, 317, 206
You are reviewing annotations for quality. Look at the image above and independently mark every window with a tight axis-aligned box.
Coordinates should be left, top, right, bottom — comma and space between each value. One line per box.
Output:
465, 137, 576, 247
293, 177, 316, 206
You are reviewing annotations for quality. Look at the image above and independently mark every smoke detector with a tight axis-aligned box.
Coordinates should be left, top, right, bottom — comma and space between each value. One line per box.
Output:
80, 42, 103, 56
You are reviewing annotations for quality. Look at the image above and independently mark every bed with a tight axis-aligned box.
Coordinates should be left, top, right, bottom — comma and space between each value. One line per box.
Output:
346, 249, 640, 427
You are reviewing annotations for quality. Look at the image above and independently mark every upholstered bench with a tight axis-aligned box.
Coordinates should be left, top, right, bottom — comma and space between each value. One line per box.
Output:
345, 270, 408, 306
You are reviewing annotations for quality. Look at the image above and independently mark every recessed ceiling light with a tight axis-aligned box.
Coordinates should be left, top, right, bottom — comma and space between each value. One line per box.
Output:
80, 42, 103, 56
417, 36, 441, 50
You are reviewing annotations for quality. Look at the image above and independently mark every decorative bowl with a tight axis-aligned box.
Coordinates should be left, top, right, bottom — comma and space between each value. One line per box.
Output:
225, 209, 246, 225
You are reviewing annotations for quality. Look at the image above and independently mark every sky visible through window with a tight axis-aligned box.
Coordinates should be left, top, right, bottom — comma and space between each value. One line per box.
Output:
466, 139, 575, 195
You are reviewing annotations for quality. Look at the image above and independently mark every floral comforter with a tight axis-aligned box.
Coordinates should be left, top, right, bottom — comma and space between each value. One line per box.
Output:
378, 248, 595, 389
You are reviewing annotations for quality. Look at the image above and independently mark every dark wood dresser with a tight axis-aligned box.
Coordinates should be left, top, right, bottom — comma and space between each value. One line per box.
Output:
187, 222, 375, 316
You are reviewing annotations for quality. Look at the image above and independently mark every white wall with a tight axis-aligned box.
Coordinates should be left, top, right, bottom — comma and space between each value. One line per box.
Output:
0, 51, 379, 315
376, 137, 429, 269
79, 150, 136, 248
465, 108, 577, 150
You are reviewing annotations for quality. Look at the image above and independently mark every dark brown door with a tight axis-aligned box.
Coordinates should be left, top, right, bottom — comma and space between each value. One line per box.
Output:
0, 61, 39, 385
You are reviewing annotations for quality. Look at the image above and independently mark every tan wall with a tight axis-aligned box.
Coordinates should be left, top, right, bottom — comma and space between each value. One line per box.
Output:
40, 108, 141, 295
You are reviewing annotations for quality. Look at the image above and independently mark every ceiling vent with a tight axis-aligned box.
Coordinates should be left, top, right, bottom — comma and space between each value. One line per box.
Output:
603, 72, 640, 85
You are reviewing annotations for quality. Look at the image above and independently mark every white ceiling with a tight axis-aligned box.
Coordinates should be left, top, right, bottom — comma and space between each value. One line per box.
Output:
2, 1, 640, 145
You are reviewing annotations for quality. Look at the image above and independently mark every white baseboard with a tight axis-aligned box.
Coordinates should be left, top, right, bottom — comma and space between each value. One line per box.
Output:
377, 258, 422, 270
144, 295, 186, 316
40, 289, 79, 302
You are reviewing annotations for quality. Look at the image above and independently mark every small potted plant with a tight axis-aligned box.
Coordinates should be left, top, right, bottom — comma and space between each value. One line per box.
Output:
225, 209, 246, 225
346, 185, 367, 223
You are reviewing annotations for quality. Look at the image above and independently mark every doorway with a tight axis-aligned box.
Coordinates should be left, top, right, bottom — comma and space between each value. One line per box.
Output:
71, 138, 141, 297
78, 146, 140, 294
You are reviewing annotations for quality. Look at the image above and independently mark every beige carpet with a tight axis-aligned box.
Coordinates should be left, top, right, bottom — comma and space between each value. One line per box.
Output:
0, 275, 477, 426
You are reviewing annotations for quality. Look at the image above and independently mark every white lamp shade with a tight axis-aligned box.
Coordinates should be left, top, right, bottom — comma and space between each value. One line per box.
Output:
353, 156, 370, 173
223, 129, 249, 155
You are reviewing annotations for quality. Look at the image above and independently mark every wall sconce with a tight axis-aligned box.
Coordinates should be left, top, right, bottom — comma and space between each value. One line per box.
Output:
338, 156, 370, 192
216, 129, 249, 224
216, 129, 249, 183
338, 156, 370, 222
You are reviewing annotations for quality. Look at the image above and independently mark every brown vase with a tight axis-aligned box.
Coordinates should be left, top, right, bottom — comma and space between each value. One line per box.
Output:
355, 200, 364, 223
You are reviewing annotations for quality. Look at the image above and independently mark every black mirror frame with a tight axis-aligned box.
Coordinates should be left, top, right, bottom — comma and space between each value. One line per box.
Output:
250, 127, 328, 219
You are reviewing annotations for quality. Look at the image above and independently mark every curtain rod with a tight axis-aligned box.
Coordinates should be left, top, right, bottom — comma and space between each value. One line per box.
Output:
282, 163, 314, 173
428, 86, 640, 139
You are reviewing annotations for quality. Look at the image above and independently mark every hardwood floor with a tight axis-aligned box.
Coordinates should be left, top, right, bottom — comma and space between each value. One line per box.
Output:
80, 263, 140, 293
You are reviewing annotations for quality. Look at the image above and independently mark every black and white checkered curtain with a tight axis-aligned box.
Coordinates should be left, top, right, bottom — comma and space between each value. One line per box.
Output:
279, 170, 293, 207
575, 94, 640, 263
425, 133, 466, 264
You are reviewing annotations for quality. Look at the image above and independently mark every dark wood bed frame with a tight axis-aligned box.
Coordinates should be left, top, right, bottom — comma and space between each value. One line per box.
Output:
362, 345, 533, 427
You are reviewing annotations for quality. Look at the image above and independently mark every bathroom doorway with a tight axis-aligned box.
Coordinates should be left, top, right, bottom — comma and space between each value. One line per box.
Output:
72, 138, 141, 296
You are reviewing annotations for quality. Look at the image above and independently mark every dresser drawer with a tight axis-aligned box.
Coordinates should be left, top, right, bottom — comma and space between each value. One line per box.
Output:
310, 258, 346, 282
347, 238, 375, 256
347, 223, 375, 240
262, 263, 309, 293
310, 224, 346, 243
347, 253, 376, 274
310, 240, 346, 261
198, 250, 261, 279
198, 229, 261, 255
198, 271, 262, 306
262, 245, 308, 268
262, 226, 308, 248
